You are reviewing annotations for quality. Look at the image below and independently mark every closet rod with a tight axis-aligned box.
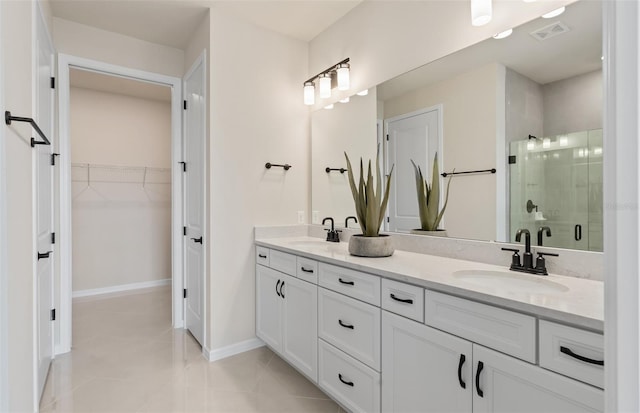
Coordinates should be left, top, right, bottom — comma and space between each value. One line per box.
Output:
5, 111, 51, 147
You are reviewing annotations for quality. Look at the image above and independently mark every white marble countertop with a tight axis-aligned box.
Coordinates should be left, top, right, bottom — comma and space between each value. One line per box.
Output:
255, 236, 604, 332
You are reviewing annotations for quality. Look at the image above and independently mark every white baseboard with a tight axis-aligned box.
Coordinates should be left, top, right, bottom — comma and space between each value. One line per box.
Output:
205, 337, 265, 362
72, 278, 171, 299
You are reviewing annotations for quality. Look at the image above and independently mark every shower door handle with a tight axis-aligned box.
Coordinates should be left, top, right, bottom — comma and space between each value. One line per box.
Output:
191, 237, 203, 244
574, 225, 582, 241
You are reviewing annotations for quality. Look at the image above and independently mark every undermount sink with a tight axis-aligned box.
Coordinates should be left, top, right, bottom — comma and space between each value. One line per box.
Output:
452, 270, 569, 294
287, 240, 345, 252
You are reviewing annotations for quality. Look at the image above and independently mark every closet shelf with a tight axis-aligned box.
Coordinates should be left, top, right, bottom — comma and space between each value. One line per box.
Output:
71, 163, 171, 185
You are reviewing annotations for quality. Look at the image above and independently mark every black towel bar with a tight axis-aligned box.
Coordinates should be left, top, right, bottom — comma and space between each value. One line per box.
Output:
265, 162, 291, 171
325, 167, 348, 174
5, 111, 51, 147
441, 168, 496, 178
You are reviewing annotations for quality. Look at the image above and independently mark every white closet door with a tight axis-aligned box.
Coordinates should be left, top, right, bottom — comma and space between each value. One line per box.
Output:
183, 56, 206, 346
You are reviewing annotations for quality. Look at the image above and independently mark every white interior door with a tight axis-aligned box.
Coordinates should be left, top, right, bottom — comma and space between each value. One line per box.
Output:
35, 8, 55, 400
386, 107, 441, 232
183, 56, 206, 346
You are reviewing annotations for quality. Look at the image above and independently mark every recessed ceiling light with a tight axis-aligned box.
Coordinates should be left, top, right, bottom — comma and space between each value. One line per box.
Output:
542, 7, 565, 19
324, 104, 334, 110
339, 97, 350, 103
356, 89, 369, 96
493, 29, 513, 39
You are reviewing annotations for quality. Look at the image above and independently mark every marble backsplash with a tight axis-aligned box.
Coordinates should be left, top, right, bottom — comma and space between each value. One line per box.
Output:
254, 224, 604, 281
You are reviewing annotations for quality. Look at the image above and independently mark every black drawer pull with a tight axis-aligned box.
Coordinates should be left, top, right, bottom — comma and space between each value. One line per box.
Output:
475, 361, 484, 397
276, 279, 281, 297
37, 251, 52, 260
560, 346, 604, 366
338, 320, 354, 330
390, 293, 413, 304
258, 254, 267, 259
279, 280, 285, 299
301, 267, 314, 273
338, 374, 354, 387
458, 354, 466, 389
338, 278, 354, 286
191, 237, 203, 244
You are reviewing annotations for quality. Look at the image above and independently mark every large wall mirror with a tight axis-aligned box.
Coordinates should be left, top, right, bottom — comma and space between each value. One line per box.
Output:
311, 0, 602, 252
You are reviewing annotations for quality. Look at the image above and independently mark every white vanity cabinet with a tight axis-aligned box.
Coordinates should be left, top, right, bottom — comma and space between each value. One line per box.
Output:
255, 264, 318, 382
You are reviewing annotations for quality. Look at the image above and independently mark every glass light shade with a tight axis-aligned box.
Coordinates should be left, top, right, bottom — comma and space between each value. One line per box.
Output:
356, 89, 369, 96
319, 74, 332, 99
303, 82, 315, 106
336, 64, 350, 91
493, 29, 513, 39
542, 7, 565, 18
471, 0, 492, 26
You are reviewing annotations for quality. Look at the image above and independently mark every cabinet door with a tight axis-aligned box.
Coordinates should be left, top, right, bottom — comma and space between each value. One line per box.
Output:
256, 265, 283, 353
382, 311, 472, 413
473, 345, 604, 413
282, 275, 318, 382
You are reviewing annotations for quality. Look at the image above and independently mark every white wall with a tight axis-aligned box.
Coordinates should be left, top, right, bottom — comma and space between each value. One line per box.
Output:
506, 68, 544, 143
70, 86, 172, 293
382, 63, 501, 240
311, 91, 378, 226
208, 8, 309, 350
53, 17, 184, 78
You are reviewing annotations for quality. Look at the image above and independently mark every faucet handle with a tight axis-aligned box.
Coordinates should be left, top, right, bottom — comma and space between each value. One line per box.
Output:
501, 248, 520, 253
537, 251, 559, 257
535, 252, 558, 275
501, 248, 521, 269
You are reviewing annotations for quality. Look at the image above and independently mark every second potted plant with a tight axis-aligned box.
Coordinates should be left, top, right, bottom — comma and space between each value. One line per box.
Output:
411, 154, 453, 236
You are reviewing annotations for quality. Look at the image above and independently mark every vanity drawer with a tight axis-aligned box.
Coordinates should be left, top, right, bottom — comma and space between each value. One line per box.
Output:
318, 339, 381, 413
256, 246, 270, 267
296, 256, 318, 284
425, 290, 536, 363
269, 250, 296, 276
318, 287, 381, 371
539, 320, 604, 389
381, 278, 424, 322
319, 263, 381, 306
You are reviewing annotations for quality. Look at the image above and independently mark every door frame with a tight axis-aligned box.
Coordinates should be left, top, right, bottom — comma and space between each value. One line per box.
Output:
56, 54, 184, 354
383, 105, 444, 232
0, 1, 8, 410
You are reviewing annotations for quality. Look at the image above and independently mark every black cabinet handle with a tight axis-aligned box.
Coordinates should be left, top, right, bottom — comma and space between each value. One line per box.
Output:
258, 254, 267, 259
338, 374, 354, 387
574, 224, 582, 241
458, 354, 466, 389
338, 320, 354, 330
475, 361, 484, 397
275, 279, 281, 297
338, 278, 354, 286
279, 280, 285, 299
301, 267, 314, 273
37, 251, 52, 260
390, 293, 413, 304
191, 237, 203, 244
560, 346, 604, 366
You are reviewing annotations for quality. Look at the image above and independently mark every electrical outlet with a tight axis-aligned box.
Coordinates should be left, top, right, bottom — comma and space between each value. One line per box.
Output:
297, 211, 305, 224
312, 211, 319, 224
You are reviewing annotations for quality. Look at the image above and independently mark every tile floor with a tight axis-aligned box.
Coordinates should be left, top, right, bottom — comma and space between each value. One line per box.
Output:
40, 286, 343, 413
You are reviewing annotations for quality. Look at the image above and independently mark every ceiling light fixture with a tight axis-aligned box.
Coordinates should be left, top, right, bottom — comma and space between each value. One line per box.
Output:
542, 6, 565, 19
356, 89, 369, 96
339, 97, 350, 103
493, 28, 513, 39
324, 104, 334, 110
301, 57, 350, 105
471, 0, 492, 26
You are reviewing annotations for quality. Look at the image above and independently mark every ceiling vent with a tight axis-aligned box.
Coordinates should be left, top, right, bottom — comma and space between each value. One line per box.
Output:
530, 21, 571, 41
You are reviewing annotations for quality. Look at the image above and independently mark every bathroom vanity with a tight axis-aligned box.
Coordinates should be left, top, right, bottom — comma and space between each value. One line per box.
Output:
255, 236, 604, 413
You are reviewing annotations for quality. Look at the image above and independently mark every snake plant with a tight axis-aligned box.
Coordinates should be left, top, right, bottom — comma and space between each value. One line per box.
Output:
411, 154, 452, 231
344, 151, 394, 237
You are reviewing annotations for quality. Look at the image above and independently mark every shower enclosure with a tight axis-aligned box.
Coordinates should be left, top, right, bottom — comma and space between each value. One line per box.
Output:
509, 129, 603, 252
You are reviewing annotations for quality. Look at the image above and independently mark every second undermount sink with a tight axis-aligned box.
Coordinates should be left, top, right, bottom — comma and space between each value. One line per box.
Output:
452, 270, 569, 294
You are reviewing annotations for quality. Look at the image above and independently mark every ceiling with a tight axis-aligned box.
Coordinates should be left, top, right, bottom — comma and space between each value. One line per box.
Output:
378, 0, 601, 101
70, 68, 172, 102
50, 0, 363, 49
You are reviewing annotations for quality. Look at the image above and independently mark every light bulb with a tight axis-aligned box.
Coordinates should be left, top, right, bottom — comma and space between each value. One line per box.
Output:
493, 29, 513, 39
356, 89, 369, 96
303, 82, 315, 106
542, 7, 565, 19
471, 0, 492, 26
336, 63, 350, 91
319, 73, 332, 99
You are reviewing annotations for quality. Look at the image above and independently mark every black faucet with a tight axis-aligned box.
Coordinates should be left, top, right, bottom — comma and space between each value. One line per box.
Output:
322, 217, 341, 242
537, 226, 551, 246
345, 216, 358, 228
515, 229, 533, 269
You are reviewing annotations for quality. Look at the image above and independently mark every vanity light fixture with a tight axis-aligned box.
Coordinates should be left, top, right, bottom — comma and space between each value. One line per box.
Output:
302, 57, 350, 104
303, 82, 315, 106
471, 0, 492, 26
493, 29, 513, 39
356, 89, 369, 96
542, 6, 565, 19
339, 97, 350, 103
